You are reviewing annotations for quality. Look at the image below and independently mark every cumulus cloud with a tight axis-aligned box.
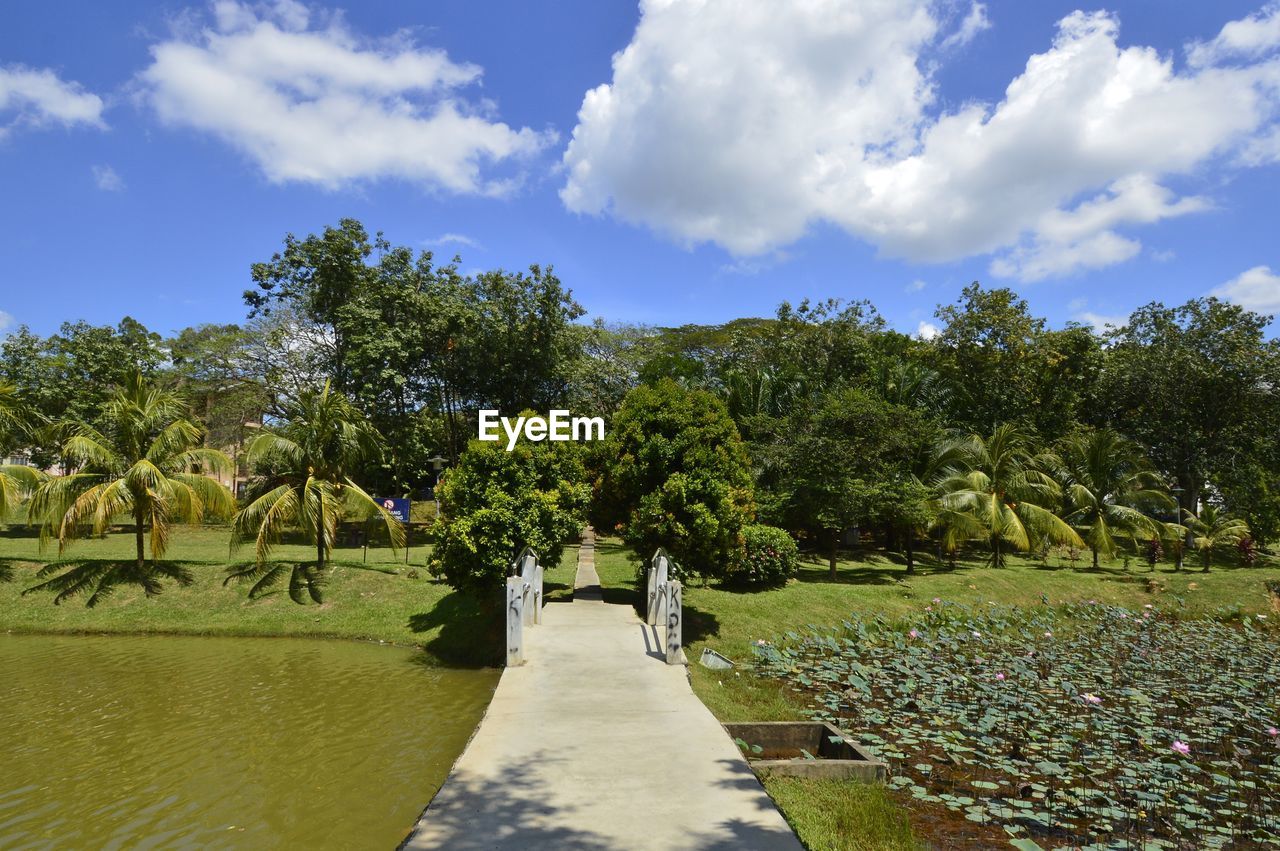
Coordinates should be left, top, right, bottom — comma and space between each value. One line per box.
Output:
139, 0, 553, 193
1074, 310, 1128, 332
561, 3, 1280, 280
92, 164, 125, 191
0, 65, 105, 137
1211, 265, 1280, 314
915, 320, 940, 340
0, 310, 13, 332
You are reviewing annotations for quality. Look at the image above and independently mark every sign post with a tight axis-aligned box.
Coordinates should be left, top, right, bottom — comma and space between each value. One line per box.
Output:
374, 498, 412, 564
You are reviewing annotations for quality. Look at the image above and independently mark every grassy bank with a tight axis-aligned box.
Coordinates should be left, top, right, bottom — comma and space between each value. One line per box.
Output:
0, 525, 577, 667
592, 538, 1280, 850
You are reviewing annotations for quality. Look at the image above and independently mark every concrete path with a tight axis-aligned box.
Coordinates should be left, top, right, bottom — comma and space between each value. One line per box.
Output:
403, 535, 803, 850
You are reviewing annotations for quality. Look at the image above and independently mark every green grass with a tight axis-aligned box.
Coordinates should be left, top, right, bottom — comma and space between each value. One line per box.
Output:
593, 537, 1280, 850
0, 524, 577, 667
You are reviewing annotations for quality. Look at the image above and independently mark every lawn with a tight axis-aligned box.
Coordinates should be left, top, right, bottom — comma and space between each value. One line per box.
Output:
592, 538, 1280, 851
0, 524, 578, 667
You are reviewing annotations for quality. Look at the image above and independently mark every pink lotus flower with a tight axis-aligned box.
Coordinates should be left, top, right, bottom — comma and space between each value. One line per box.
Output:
908, 629, 920, 639
1172, 740, 1191, 756
996, 672, 1006, 681
1082, 693, 1102, 705
932, 597, 941, 604
1267, 727, 1279, 738
924, 606, 932, 612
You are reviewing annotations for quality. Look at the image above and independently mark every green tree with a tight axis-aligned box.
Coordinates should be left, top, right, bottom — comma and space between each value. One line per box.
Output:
1098, 298, 1280, 541
591, 380, 754, 578
0, 382, 43, 521
228, 382, 404, 603
935, 424, 1082, 567
429, 426, 589, 595
1057, 428, 1171, 567
26, 373, 233, 605
1183, 504, 1249, 572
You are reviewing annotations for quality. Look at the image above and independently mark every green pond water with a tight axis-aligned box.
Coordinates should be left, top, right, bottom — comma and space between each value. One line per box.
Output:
0, 634, 498, 850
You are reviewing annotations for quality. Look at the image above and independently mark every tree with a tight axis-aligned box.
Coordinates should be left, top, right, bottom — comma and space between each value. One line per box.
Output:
935, 424, 1082, 567
1057, 428, 1171, 567
1098, 298, 1280, 542
26, 373, 233, 605
591, 380, 754, 578
0, 382, 43, 521
228, 382, 404, 603
1183, 505, 1249, 572
773, 388, 932, 578
429, 426, 589, 595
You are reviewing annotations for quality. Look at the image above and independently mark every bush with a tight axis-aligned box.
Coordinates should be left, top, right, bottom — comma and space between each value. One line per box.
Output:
429, 425, 589, 595
590, 379, 754, 578
730, 524, 799, 588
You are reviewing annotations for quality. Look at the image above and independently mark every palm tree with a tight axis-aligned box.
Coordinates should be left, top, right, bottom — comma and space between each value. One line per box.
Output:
1183, 504, 1249, 572
227, 381, 404, 603
1057, 428, 1171, 568
26, 373, 234, 605
934, 424, 1082, 567
0, 382, 44, 521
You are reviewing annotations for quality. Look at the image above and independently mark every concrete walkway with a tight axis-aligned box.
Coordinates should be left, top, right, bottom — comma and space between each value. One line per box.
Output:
403, 535, 803, 850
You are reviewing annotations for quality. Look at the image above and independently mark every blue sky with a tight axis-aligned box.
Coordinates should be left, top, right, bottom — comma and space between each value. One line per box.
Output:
2, 0, 1278, 340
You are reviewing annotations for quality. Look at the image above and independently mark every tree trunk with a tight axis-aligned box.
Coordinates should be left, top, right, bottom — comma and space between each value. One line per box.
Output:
828, 530, 839, 581
992, 537, 1002, 568
904, 529, 915, 575
1092, 547, 1099, 568
134, 508, 146, 571
1202, 549, 1210, 573
316, 490, 327, 570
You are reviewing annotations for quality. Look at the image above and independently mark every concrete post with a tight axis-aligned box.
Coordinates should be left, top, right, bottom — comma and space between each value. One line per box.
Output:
665, 580, 683, 665
506, 575, 524, 666
533, 561, 543, 625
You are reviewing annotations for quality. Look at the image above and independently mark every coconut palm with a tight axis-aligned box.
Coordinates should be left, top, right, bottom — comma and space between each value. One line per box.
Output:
25, 373, 234, 605
0, 382, 44, 521
227, 381, 404, 603
1183, 504, 1249, 572
934, 424, 1082, 567
1057, 428, 1172, 568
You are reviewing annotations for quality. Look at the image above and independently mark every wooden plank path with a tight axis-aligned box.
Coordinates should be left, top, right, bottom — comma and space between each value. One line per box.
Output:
402, 534, 803, 850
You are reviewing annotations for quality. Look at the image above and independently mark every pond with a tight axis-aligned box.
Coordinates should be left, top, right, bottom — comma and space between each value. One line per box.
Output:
0, 634, 498, 850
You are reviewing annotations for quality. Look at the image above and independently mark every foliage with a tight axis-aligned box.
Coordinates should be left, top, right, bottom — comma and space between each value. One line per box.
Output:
1056, 427, 1171, 567
228, 381, 403, 603
591, 379, 754, 578
755, 602, 1280, 849
0, 382, 44, 519
934, 425, 1082, 567
25, 372, 233, 605
1183, 504, 1250, 572
730, 524, 799, 588
429, 426, 589, 595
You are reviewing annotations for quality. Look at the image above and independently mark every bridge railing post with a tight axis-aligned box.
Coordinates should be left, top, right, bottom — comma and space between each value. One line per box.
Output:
506, 574, 524, 666
665, 580, 683, 665
646, 549, 668, 626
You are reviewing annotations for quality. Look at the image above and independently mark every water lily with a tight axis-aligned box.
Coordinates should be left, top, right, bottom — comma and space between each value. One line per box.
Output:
1082, 693, 1102, 705
755, 639, 767, 647
1267, 727, 1279, 738
1172, 740, 1191, 756
996, 672, 1006, 681
972, 631, 982, 638
1044, 631, 1053, 638
908, 629, 920, 639
932, 597, 941, 604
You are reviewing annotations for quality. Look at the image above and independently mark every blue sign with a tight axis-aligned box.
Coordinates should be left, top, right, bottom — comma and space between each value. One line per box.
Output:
376, 497, 411, 524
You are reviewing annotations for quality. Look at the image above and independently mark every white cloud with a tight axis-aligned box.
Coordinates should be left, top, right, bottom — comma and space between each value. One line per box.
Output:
92, 164, 125, 191
1188, 3, 1280, 68
0, 310, 13, 332
940, 2, 990, 51
425, 232, 481, 249
561, 4, 1280, 281
1210, 265, 1280, 314
1074, 310, 1128, 332
906, 278, 927, 292
0, 65, 105, 137
915, 320, 940, 340
1150, 248, 1176, 262
139, 1, 553, 193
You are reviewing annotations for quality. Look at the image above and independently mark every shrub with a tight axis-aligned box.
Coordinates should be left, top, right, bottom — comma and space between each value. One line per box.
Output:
590, 379, 754, 578
731, 524, 799, 588
429, 425, 589, 595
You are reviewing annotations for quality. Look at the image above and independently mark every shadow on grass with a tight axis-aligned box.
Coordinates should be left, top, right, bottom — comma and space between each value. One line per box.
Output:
20, 559, 194, 607
408, 585, 503, 668
0, 560, 13, 582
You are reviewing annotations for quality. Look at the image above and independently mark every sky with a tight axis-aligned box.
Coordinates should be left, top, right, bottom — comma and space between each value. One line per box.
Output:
2, 0, 1279, 341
